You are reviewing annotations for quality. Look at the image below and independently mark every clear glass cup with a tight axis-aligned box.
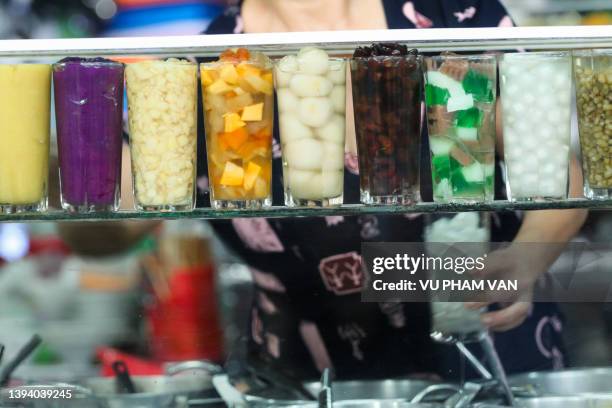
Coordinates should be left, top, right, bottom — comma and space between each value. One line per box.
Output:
425, 212, 490, 338
500, 52, 572, 201
53, 58, 125, 213
574, 49, 612, 200
201, 49, 274, 209
126, 59, 198, 212
0, 64, 51, 213
423, 54, 497, 203
275, 48, 346, 207
351, 52, 423, 205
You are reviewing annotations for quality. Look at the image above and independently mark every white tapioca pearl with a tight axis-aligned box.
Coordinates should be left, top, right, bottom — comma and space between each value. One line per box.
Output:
274, 67, 293, 88
329, 85, 346, 114
297, 47, 330, 75
284, 138, 323, 170
277, 88, 299, 113
327, 60, 346, 85
287, 168, 317, 199
322, 141, 345, 170
279, 113, 314, 144
316, 115, 345, 144
320, 171, 344, 197
278, 55, 299, 73
297, 97, 333, 128
289, 74, 333, 97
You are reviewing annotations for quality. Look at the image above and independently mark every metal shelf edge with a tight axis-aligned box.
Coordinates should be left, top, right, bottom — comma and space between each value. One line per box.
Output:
0, 199, 609, 223
0, 26, 611, 57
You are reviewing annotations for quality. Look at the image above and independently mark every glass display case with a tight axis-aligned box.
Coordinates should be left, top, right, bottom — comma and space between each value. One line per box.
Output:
0, 25, 612, 408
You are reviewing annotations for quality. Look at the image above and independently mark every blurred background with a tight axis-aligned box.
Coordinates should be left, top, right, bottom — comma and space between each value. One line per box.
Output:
0, 0, 611, 392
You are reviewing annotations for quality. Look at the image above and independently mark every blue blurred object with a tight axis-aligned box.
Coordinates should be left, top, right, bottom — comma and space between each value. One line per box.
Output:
0, 224, 29, 262
106, 1, 223, 36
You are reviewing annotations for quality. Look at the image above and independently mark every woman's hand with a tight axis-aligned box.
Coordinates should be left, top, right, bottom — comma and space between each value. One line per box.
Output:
464, 243, 559, 331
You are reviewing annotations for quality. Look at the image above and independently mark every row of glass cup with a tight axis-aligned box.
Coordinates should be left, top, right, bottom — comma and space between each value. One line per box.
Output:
0, 48, 610, 214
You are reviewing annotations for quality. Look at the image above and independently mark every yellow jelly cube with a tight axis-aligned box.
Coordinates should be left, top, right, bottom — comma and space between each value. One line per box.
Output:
262, 72, 273, 84
244, 75, 273, 95
236, 63, 261, 78
241, 102, 264, 122
201, 69, 215, 86
207, 79, 233, 95
224, 112, 246, 133
220, 64, 240, 85
220, 161, 244, 186
243, 162, 262, 191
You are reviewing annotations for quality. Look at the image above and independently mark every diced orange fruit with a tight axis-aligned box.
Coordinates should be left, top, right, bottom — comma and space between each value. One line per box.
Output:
243, 162, 262, 191
262, 72, 273, 84
241, 102, 264, 121
207, 79, 233, 95
253, 127, 272, 141
220, 161, 244, 186
236, 62, 261, 78
244, 75, 273, 95
223, 112, 246, 133
220, 64, 239, 85
217, 133, 229, 150
201, 69, 215, 86
224, 91, 238, 99
236, 48, 250, 61
220, 127, 249, 150
219, 48, 250, 62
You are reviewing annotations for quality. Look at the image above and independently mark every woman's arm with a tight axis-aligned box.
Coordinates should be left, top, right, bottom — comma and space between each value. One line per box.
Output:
474, 105, 588, 332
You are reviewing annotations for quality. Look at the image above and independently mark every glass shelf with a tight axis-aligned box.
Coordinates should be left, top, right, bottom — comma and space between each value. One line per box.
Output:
0, 199, 609, 223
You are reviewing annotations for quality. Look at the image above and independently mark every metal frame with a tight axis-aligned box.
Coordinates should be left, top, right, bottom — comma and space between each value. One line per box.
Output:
0, 26, 611, 221
0, 26, 611, 57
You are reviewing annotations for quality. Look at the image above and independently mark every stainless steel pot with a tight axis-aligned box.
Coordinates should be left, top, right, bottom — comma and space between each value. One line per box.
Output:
495, 396, 612, 408
304, 380, 437, 402
229, 377, 440, 407
84, 360, 224, 408
509, 368, 612, 397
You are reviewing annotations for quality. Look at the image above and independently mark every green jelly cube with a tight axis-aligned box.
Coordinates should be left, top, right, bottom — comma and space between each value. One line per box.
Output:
450, 163, 485, 196
425, 84, 450, 106
462, 69, 494, 103
431, 155, 452, 182
456, 107, 483, 128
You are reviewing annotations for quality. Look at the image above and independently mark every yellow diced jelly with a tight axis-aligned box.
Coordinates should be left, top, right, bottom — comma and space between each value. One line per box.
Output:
236, 63, 261, 78
220, 64, 240, 85
223, 112, 246, 133
207, 79, 233, 95
244, 74, 273, 95
262, 72, 273, 84
220, 161, 244, 186
201, 69, 215, 86
243, 162, 262, 191
241, 103, 264, 122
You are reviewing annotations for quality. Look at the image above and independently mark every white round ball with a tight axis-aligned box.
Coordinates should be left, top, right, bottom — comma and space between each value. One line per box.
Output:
287, 168, 319, 199
278, 55, 299, 73
274, 67, 293, 88
277, 88, 299, 113
279, 113, 313, 144
320, 171, 344, 197
329, 85, 346, 114
284, 138, 323, 170
297, 97, 333, 128
316, 115, 345, 144
322, 141, 345, 170
289, 74, 333, 97
297, 47, 330, 75
327, 60, 346, 85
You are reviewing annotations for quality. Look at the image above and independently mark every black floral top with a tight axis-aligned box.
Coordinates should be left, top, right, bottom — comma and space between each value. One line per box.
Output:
201, 0, 566, 381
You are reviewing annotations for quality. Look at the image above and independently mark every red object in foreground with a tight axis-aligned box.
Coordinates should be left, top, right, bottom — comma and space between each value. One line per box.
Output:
97, 347, 163, 377
146, 265, 224, 362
